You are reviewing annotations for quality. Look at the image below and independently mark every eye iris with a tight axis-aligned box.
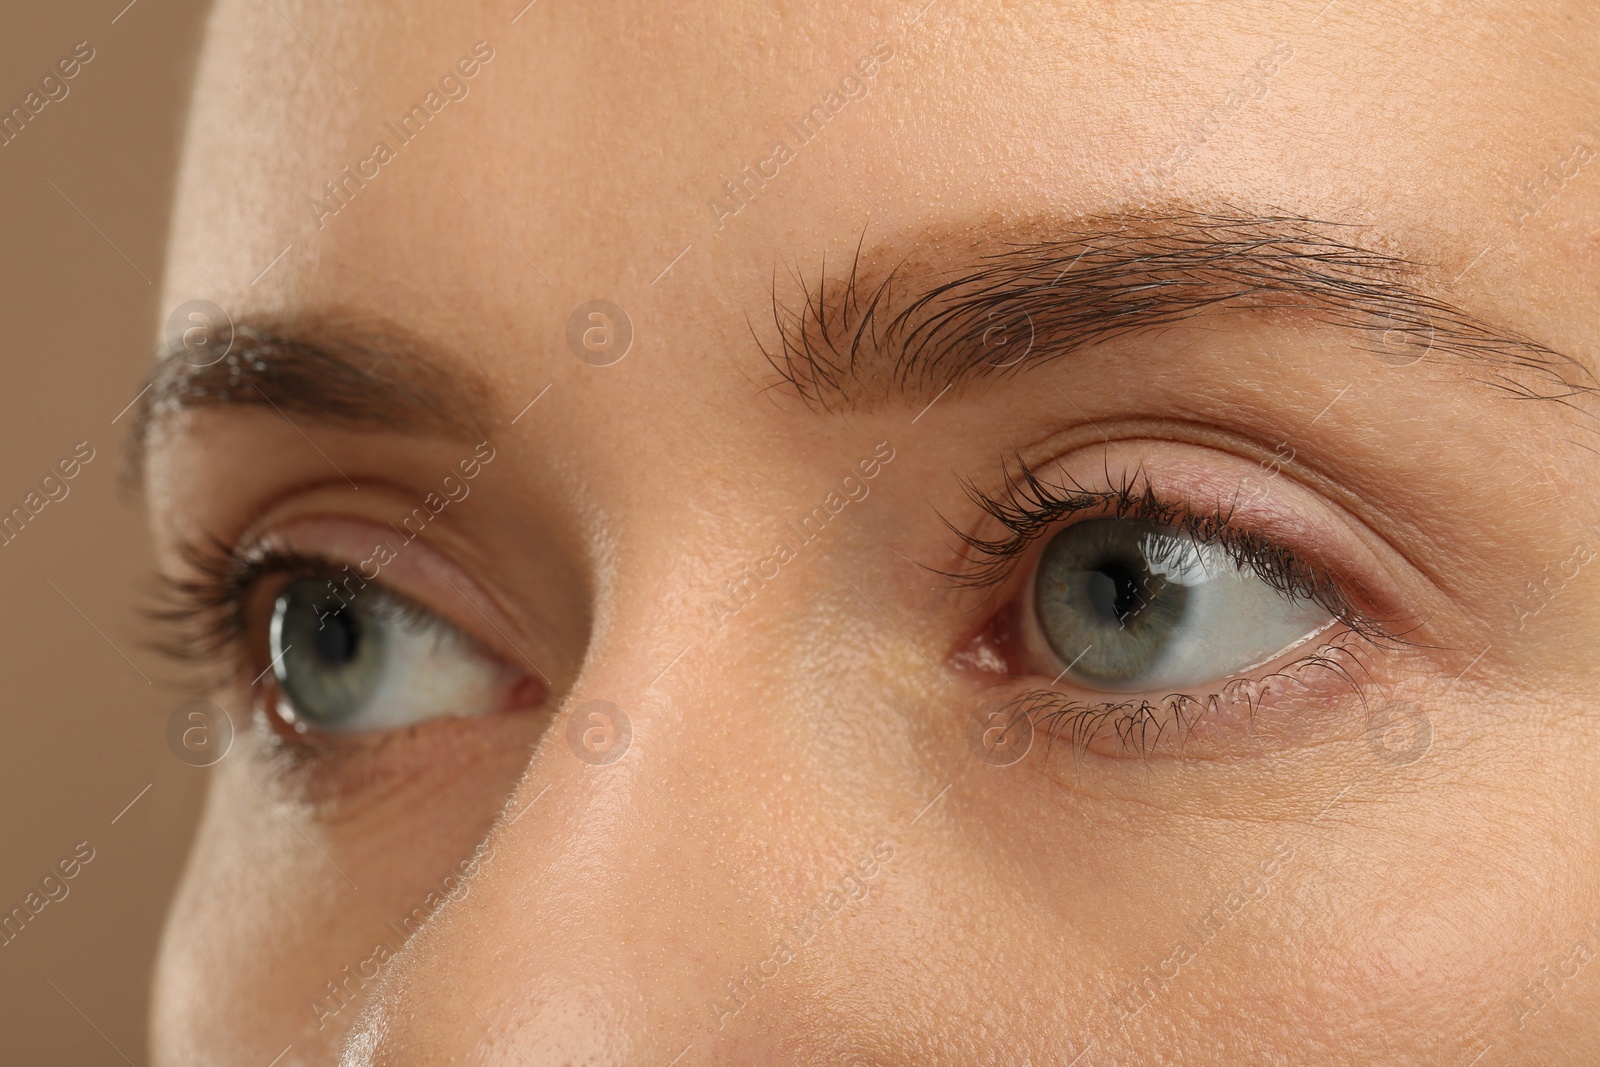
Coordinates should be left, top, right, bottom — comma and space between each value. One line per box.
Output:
270, 578, 389, 727
1035, 519, 1192, 688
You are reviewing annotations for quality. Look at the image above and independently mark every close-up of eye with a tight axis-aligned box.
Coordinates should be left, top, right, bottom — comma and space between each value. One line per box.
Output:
266, 576, 530, 735
1022, 516, 1333, 692
9, 1, 1600, 1064
947, 456, 1387, 758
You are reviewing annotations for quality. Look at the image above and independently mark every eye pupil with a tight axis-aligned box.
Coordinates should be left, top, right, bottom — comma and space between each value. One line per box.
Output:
1034, 519, 1196, 689
314, 606, 362, 665
1085, 559, 1162, 627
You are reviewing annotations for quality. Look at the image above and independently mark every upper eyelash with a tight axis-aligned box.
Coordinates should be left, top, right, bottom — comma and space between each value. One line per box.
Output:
151, 537, 460, 679
148, 538, 371, 681
150, 538, 305, 664
937, 455, 1386, 640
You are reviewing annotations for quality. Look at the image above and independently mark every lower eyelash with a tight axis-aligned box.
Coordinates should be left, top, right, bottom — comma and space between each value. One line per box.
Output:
1000, 631, 1378, 761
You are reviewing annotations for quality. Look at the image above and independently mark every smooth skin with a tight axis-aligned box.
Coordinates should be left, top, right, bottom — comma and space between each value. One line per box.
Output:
147, 1, 1600, 1063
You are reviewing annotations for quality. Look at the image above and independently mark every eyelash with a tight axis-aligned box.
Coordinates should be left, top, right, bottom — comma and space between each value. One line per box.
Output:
151, 538, 388, 685
940, 457, 1397, 756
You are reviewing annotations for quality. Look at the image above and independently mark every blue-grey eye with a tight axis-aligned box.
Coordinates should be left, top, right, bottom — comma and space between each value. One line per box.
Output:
1030, 518, 1331, 691
268, 578, 516, 733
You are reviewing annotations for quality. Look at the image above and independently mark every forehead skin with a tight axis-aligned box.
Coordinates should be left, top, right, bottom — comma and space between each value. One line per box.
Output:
152, 0, 1600, 1064
167, 1, 1599, 363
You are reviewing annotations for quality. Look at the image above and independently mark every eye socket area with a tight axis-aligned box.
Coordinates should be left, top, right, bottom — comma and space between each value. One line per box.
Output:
942, 444, 1411, 756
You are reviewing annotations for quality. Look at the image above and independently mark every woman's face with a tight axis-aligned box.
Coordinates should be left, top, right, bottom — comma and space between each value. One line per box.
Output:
146, 0, 1600, 1063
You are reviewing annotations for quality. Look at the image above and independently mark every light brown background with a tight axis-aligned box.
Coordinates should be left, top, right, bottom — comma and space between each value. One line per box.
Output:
1, 0, 212, 1061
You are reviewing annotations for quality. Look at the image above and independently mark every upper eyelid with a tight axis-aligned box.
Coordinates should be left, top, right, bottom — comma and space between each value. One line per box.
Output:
244, 549, 512, 680
937, 457, 1385, 640
934, 458, 1186, 588
159, 516, 538, 681
256, 524, 533, 671
275, 517, 558, 687
938, 469, 1124, 589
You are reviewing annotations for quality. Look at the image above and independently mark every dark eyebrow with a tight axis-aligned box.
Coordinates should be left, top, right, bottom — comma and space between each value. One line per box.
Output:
126, 316, 493, 480
761, 211, 1595, 412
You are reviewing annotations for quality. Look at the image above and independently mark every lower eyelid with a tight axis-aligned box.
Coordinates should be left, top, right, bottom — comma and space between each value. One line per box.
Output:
251, 703, 545, 811
991, 628, 1380, 761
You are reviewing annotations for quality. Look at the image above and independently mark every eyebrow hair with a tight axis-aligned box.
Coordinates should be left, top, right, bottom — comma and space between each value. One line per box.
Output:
126, 317, 493, 481
760, 211, 1595, 412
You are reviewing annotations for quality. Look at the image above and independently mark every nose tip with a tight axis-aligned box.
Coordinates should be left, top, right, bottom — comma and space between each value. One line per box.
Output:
342, 965, 647, 1066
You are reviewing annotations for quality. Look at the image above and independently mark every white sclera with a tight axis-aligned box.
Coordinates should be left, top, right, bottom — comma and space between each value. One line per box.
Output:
1133, 531, 1332, 688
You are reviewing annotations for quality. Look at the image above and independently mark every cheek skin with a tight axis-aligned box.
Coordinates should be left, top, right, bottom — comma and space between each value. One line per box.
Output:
1075, 727, 1600, 1064
152, 712, 541, 1062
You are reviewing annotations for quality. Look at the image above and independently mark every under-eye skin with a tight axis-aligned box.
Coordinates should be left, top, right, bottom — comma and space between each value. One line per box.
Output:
944, 457, 1399, 758
153, 533, 543, 750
